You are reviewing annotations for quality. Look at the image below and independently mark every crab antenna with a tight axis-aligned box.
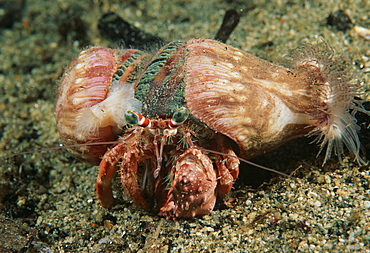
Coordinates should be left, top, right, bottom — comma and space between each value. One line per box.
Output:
153, 135, 162, 179
154, 108, 189, 178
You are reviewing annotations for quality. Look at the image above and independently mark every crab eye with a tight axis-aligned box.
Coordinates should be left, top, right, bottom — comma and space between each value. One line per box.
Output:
172, 107, 189, 125
124, 110, 140, 125
125, 110, 151, 127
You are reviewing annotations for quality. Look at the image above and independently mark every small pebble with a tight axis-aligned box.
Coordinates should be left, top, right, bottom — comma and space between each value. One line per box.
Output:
326, 10, 353, 31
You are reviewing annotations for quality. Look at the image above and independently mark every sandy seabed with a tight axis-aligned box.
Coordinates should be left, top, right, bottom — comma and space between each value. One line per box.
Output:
0, 0, 369, 252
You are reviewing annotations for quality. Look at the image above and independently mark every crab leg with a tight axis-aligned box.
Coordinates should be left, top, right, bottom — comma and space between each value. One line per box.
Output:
96, 128, 153, 210
96, 144, 124, 209
120, 144, 153, 210
214, 135, 240, 199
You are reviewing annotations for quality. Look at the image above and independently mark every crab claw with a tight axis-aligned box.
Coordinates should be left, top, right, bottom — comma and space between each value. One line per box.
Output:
157, 148, 217, 219
96, 128, 153, 210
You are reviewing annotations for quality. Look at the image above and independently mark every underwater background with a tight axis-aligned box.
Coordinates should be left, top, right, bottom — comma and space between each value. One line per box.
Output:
0, 0, 369, 251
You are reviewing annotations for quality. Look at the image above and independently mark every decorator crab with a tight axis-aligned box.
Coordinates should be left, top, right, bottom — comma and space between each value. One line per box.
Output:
56, 37, 369, 219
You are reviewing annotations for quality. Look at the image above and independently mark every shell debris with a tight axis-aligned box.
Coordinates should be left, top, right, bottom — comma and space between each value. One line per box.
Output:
354, 25, 370, 40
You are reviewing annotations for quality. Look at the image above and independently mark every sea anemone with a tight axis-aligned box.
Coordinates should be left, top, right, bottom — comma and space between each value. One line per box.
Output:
285, 42, 369, 165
